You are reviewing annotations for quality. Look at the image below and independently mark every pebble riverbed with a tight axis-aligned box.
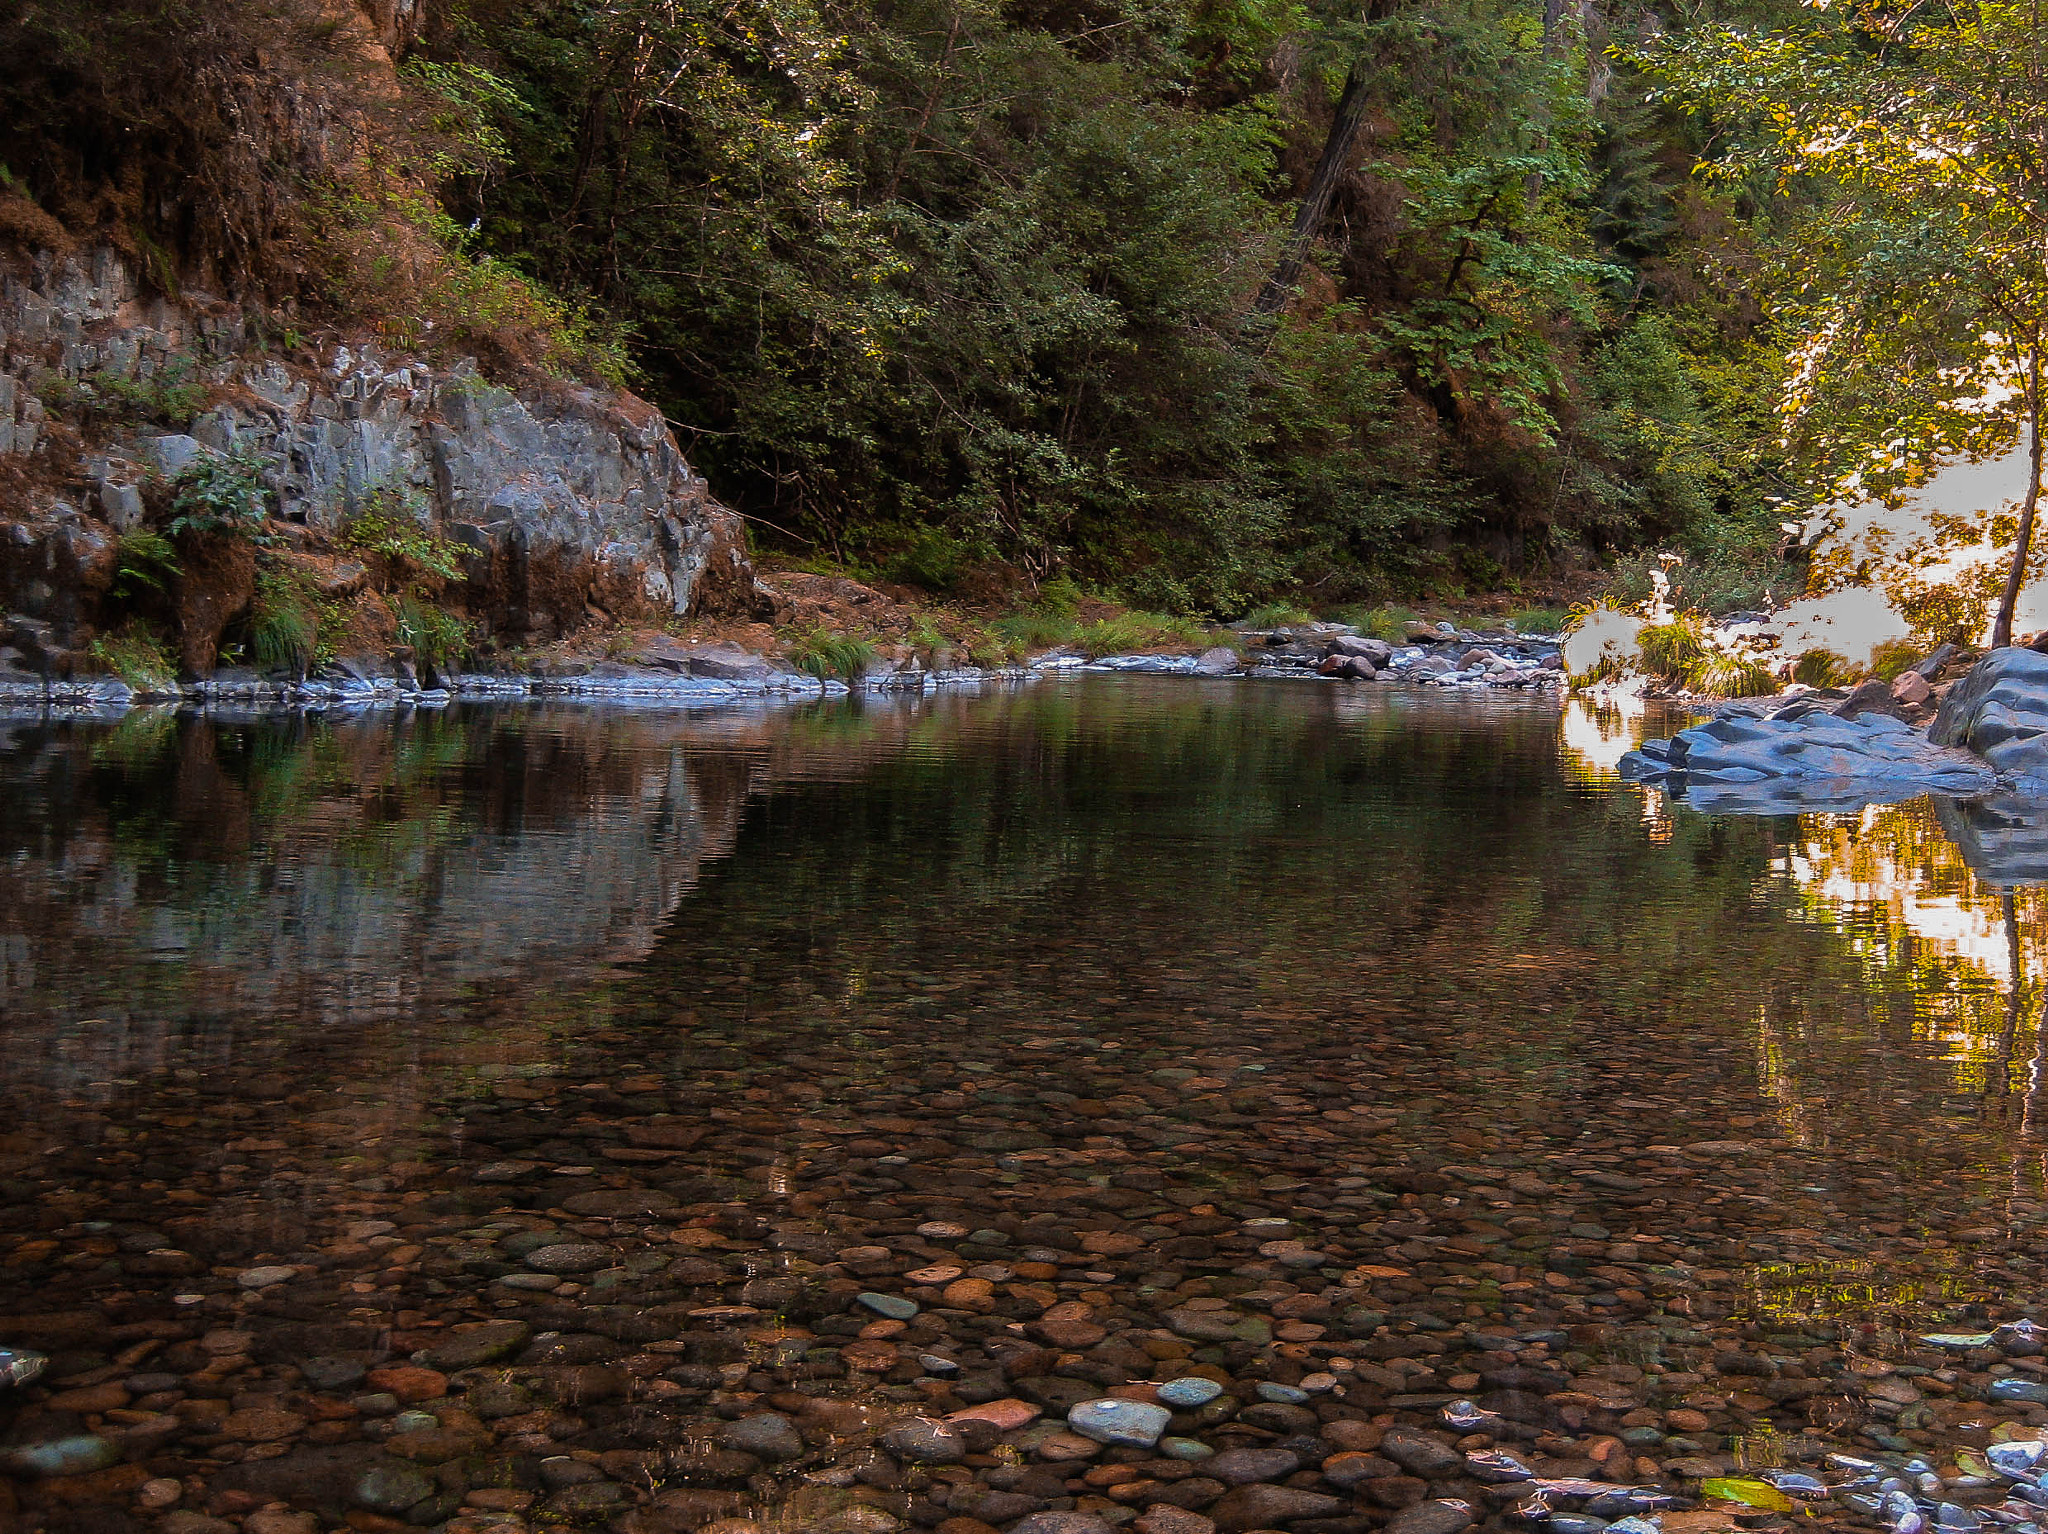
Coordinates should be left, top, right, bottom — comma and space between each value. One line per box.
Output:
6, 680, 2048, 1534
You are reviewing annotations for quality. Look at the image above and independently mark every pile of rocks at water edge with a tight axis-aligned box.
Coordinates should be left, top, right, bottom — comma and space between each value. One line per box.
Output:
1616, 645, 2010, 809
1225, 620, 1565, 689
1618, 708, 1997, 807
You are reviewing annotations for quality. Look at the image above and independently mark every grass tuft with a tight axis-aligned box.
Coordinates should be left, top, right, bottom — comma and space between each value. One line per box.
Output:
1507, 606, 1568, 634
250, 568, 320, 673
1071, 610, 1207, 657
787, 628, 876, 683
89, 620, 178, 690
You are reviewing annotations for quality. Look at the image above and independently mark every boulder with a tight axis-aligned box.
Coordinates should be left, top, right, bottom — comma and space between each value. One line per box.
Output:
1930, 646, 2048, 779
1326, 635, 1393, 666
1620, 705, 1998, 808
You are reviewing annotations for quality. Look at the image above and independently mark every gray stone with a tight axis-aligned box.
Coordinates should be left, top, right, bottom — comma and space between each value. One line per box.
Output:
1205, 1445, 1302, 1484
1327, 634, 1393, 665
353, 1459, 437, 1513
1621, 702, 1998, 809
681, 642, 775, 681
1068, 1397, 1173, 1448
141, 434, 206, 475
1208, 1483, 1345, 1532
1009, 1516, 1117, 1534
1156, 1377, 1224, 1407
299, 1356, 368, 1392
1932, 646, 2048, 778
524, 1242, 615, 1273
1194, 645, 1240, 675
880, 1417, 967, 1464
1385, 1500, 1479, 1534
0, 247, 773, 665
421, 1320, 530, 1369
857, 1291, 919, 1320
0, 1434, 118, 1476
1379, 1429, 1464, 1479
99, 478, 145, 529
718, 1412, 806, 1461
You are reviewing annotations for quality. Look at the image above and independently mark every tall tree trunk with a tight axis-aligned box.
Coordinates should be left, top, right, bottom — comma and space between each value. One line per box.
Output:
1993, 342, 2045, 649
1253, 62, 1372, 318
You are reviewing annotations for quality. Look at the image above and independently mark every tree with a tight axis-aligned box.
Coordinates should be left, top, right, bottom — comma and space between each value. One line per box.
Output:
1648, 0, 2048, 645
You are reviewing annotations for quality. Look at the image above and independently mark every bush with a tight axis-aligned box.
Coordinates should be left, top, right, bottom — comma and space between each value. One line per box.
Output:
89, 620, 177, 689
1635, 619, 1708, 683
1336, 605, 1421, 642
786, 628, 875, 683
112, 527, 181, 599
1508, 607, 1568, 634
1072, 611, 1207, 658
887, 530, 973, 593
1239, 602, 1314, 629
1869, 640, 1921, 683
338, 491, 468, 584
993, 609, 1081, 651
392, 593, 473, 667
167, 448, 271, 539
1791, 649, 1858, 688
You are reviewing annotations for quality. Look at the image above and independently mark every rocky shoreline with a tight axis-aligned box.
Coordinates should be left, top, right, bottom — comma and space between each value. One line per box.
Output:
1616, 647, 2048, 813
0, 623, 1567, 719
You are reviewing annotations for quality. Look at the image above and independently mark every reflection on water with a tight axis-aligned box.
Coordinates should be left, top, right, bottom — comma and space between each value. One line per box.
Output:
15, 680, 2048, 1515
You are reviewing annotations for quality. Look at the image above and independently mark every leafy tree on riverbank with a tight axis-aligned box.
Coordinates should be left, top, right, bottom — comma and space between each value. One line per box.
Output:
1646, 0, 2048, 642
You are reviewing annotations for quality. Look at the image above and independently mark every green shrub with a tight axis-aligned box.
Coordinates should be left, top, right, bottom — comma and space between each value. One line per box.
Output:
958, 623, 1019, 668
1507, 606, 1568, 634
992, 609, 1081, 651
1634, 619, 1709, 683
1869, 640, 1921, 683
1337, 605, 1421, 642
111, 527, 181, 599
1791, 649, 1858, 688
786, 628, 875, 683
89, 620, 177, 689
35, 358, 207, 431
167, 447, 271, 538
250, 569, 320, 673
1691, 650, 1777, 697
1239, 602, 1314, 629
392, 593, 474, 667
887, 530, 972, 592
339, 491, 468, 583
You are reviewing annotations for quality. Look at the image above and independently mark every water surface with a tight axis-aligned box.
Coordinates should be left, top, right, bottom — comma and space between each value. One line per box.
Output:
7, 679, 2048, 1519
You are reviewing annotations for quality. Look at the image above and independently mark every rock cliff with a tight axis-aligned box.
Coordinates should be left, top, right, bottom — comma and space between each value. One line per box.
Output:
0, 245, 769, 679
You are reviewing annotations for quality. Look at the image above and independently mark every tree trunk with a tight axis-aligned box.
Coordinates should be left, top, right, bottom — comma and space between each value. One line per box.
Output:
1253, 61, 1373, 317
1993, 343, 2045, 649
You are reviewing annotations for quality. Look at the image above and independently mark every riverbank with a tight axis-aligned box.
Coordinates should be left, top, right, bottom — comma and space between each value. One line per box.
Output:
0, 591, 1568, 718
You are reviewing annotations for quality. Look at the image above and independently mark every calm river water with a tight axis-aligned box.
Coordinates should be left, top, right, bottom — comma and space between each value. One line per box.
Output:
6, 678, 2048, 1531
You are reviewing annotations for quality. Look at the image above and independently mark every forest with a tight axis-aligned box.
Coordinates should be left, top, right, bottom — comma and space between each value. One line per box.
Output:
0, 0, 2038, 620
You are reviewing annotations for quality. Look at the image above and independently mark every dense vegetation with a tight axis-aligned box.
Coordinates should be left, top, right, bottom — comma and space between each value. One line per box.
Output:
427, 0, 1798, 610
18, 0, 2024, 620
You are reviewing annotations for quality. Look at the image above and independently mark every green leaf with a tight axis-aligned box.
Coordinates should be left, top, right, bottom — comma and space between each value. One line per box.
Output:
1702, 1479, 1796, 1512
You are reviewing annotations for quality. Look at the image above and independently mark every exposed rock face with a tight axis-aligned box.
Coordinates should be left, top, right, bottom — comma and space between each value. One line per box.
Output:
0, 246, 770, 670
1618, 706, 1997, 807
1929, 646, 2048, 779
